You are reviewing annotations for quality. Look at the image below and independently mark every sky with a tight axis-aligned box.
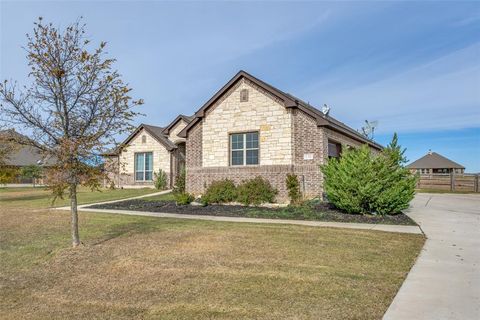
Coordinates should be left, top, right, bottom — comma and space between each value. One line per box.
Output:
1, 0, 479, 172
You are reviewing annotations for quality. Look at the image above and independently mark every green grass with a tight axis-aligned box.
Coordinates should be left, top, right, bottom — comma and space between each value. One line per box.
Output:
0, 187, 425, 319
0, 186, 158, 208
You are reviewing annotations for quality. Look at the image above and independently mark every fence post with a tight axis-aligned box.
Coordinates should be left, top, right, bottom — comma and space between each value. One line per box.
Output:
450, 172, 455, 192
475, 174, 479, 193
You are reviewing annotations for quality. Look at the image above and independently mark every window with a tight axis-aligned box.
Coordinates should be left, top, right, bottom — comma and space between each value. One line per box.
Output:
240, 89, 249, 102
135, 152, 153, 181
328, 141, 342, 159
230, 132, 259, 165
141, 135, 147, 143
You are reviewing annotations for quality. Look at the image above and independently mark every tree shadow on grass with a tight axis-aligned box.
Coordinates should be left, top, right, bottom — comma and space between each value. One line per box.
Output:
92, 221, 159, 246
3, 194, 52, 203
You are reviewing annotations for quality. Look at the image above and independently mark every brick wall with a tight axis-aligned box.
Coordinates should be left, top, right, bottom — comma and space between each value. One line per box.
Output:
186, 121, 203, 193
291, 110, 325, 198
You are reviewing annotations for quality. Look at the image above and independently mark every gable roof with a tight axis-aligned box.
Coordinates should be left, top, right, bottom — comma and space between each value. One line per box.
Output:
0, 129, 55, 167
407, 152, 465, 169
162, 114, 194, 135
178, 70, 382, 150
104, 123, 177, 156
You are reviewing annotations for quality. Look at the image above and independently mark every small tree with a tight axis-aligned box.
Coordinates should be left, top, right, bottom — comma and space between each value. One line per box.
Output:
0, 18, 142, 246
173, 167, 186, 194
20, 164, 43, 187
0, 129, 19, 184
285, 173, 302, 205
154, 169, 168, 190
321, 134, 416, 215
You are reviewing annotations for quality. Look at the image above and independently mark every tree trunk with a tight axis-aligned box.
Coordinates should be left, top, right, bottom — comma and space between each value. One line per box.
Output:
70, 183, 80, 247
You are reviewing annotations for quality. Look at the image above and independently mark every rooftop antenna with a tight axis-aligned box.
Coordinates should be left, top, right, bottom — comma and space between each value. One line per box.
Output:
361, 120, 379, 140
321, 104, 331, 116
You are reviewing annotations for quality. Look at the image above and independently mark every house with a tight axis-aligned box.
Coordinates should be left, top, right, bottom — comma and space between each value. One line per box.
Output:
105, 71, 382, 199
104, 115, 193, 188
407, 151, 465, 174
0, 129, 54, 183
179, 71, 382, 200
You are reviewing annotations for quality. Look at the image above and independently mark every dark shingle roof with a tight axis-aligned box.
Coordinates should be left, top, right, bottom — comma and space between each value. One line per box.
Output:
407, 152, 465, 169
162, 114, 194, 135
178, 70, 383, 150
104, 123, 178, 156
0, 129, 55, 167
142, 124, 177, 150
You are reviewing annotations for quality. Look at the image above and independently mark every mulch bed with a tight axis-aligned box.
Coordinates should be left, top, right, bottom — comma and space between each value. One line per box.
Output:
88, 199, 417, 226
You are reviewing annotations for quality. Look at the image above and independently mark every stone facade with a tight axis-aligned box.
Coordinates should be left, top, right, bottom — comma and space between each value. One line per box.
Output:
109, 128, 171, 188
168, 119, 188, 144
202, 79, 292, 167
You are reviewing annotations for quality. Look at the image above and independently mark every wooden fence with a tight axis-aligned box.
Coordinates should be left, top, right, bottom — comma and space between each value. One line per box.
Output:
417, 173, 480, 192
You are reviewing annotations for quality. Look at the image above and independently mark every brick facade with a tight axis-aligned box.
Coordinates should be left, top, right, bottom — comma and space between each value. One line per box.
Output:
291, 110, 325, 198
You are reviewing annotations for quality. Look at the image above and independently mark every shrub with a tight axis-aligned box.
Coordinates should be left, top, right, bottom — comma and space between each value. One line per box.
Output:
0, 167, 18, 184
174, 192, 194, 205
154, 169, 168, 190
236, 176, 278, 206
20, 164, 43, 187
173, 167, 186, 193
286, 173, 302, 205
320, 133, 416, 215
202, 179, 237, 205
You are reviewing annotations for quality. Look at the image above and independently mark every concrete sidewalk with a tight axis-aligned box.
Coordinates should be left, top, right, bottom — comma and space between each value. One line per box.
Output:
384, 193, 480, 320
55, 195, 422, 234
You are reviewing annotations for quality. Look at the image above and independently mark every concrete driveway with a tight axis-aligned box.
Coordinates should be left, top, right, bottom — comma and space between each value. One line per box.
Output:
384, 193, 480, 320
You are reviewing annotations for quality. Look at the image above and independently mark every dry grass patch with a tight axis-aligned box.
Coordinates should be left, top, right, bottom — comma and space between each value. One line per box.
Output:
0, 187, 425, 319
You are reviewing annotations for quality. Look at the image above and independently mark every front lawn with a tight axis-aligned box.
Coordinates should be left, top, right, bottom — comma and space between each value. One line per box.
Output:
0, 187, 425, 319
90, 194, 417, 225
0, 186, 158, 208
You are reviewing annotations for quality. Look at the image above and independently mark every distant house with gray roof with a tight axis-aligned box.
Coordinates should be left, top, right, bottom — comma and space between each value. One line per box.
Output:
0, 129, 55, 168
407, 151, 465, 174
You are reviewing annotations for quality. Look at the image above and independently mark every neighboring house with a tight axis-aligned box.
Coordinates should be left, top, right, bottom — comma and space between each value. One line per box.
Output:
0, 129, 54, 183
178, 71, 382, 200
104, 115, 193, 188
407, 151, 465, 174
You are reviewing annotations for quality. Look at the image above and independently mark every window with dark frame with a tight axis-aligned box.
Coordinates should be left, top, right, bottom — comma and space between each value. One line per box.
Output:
240, 89, 249, 102
134, 152, 153, 181
230, 132, 259, 166
328, 141, 342, 159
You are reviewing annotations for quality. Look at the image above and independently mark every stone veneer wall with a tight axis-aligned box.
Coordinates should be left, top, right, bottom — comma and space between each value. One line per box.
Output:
168, 119, 188, 144
115, 128, 171, 187
201, 78, 292, 167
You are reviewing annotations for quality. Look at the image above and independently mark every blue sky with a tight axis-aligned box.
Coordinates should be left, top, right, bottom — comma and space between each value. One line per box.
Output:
1, 1, 479, 172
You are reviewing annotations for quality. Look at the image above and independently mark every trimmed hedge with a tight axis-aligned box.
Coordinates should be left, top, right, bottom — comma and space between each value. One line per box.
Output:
202, 179, 237, 205
236, 176, 278, 206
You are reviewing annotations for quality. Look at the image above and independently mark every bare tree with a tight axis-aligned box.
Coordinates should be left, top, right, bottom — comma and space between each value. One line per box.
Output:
0, 17, 142, 247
